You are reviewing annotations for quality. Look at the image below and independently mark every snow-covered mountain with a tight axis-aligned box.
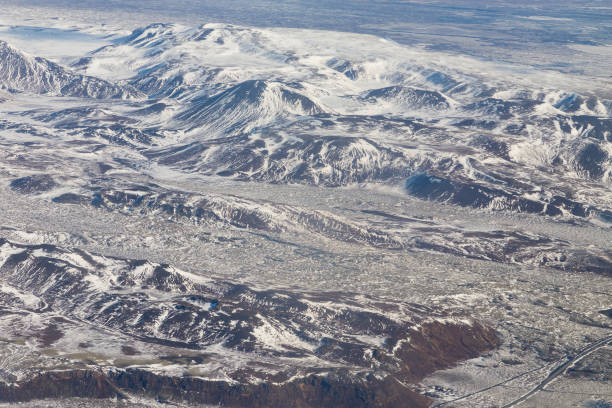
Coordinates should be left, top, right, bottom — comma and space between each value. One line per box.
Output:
0, 22, 610, 261
57, 23, 611, 214
0, 18, 611, 408
0, 40, 140, 99
0, 22, 610, 243
362, 85, 455, 112
175, 80, 326, 135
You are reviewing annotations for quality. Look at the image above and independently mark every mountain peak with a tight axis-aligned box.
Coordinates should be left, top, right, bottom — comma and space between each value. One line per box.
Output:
0, 40, 140, 99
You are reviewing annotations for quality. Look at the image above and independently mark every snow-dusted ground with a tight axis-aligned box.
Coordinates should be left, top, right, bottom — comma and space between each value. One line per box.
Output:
0, 5, 610, 407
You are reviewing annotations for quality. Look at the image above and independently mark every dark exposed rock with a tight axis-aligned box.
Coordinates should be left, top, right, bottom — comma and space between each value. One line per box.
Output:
453, 118, 497, 129
463, 98, 540, 119
52, 193, 90, 204
363, 86, 451, 110
566, 348, 612, 382
0, 371, 120, 402
131, 102, 167, 116
9, 174, 56, 194
553, 93, 583, 113
574, 143, 608, 180
568, 116, 612, 141
599, 309, 612, 319
327, 57, 362, 80
405, 173, 543, 213
0, 369, 429, 408
470, 135, 511, 160
404, 172, 606, 220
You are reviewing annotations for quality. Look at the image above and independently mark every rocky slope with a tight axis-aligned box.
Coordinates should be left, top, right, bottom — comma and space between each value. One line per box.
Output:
0, 238, 499, 407
0, 41, 139, 99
